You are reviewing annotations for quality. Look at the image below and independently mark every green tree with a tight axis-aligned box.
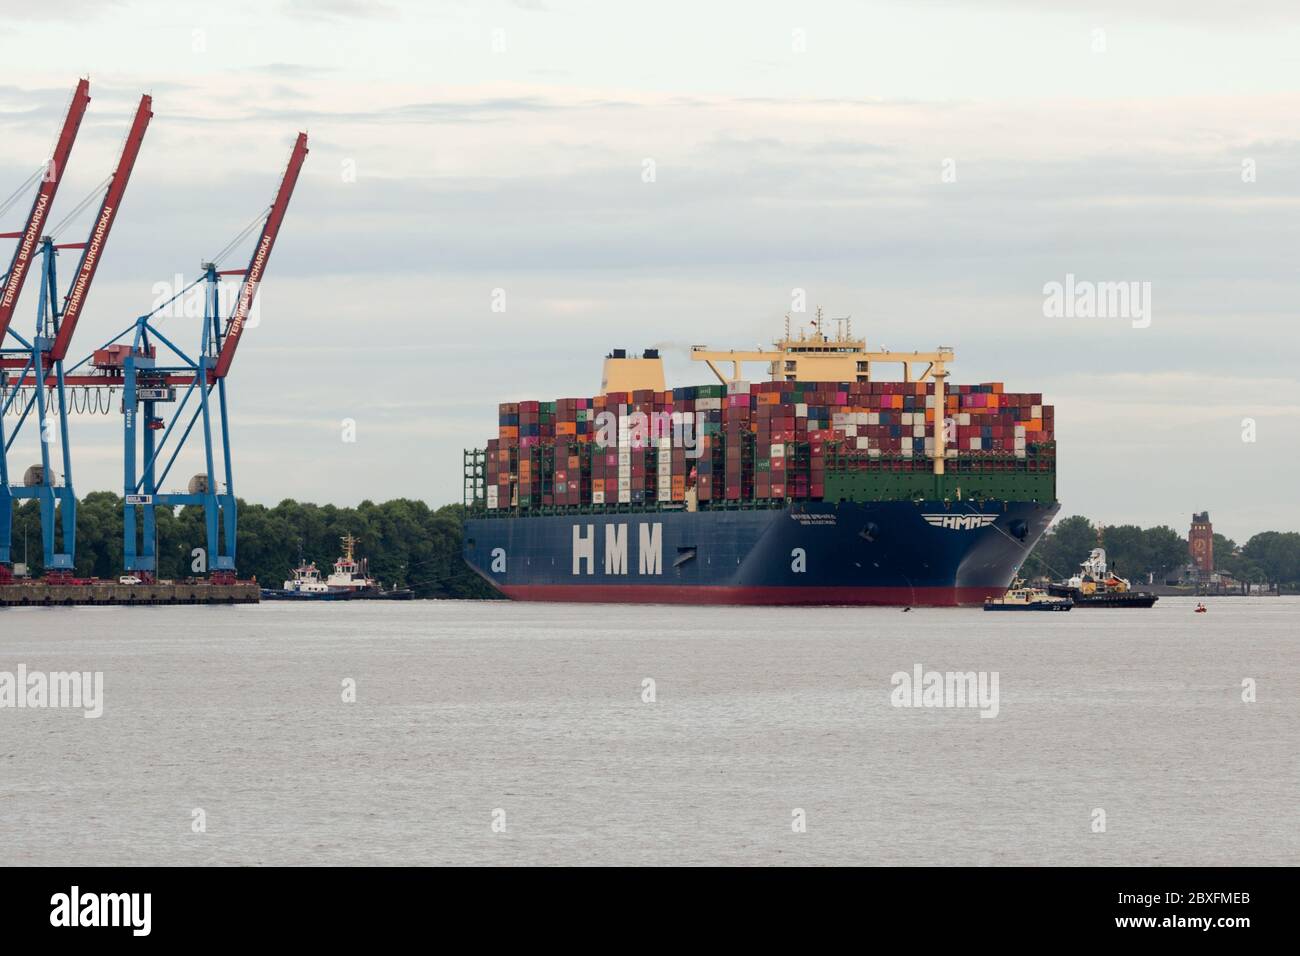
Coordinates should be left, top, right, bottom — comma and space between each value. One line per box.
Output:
1242, 531, 1300, 588
1022, 514, 1096, 581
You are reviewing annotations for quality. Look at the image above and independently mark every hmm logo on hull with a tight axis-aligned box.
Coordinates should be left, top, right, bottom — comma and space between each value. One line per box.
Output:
573, 523, 663, 576
922, 514, 997, 531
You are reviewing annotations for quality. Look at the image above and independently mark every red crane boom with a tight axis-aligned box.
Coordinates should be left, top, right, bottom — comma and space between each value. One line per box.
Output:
212, 131, 309, 379
0, 78, 91, 343
48, 94, 153, 362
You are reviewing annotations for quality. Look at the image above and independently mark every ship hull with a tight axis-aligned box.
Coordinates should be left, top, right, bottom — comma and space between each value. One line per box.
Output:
464, 499, 1058, 607
1045, 585, 1158, 608
260, 588, 414, 601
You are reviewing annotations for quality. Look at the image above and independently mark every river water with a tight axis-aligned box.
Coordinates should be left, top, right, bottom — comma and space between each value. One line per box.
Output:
1, 597, 1296, 865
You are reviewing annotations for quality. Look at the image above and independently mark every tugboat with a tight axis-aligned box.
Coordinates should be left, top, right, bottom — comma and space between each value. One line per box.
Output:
261, 535, 415, 601
273, 559, 333, 599
984, 582, 1073, 611
1047, 548, 1158, 608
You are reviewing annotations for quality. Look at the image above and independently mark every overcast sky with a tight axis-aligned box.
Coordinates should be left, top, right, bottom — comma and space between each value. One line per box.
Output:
1, 0, 1298, 542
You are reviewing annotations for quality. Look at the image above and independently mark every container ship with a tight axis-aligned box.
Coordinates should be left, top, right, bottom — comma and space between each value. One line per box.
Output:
462, 313, 1058, 606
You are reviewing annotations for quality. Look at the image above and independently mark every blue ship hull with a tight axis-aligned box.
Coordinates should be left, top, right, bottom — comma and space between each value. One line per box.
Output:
464, 499, 1058, 606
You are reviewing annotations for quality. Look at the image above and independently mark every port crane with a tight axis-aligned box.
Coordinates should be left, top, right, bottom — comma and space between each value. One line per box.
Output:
86, 132, 309, 582
0, 82, 151, 580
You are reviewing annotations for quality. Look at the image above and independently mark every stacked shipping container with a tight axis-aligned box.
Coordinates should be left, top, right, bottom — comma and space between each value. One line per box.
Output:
483, 381, 1053, 511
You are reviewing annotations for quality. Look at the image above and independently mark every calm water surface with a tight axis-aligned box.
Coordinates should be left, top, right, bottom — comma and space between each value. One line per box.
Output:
1, 597, 1296, 865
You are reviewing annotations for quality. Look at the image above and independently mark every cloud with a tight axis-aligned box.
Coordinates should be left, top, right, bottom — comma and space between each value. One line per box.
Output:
278, 0, 401, 20
0, 0, 126, 21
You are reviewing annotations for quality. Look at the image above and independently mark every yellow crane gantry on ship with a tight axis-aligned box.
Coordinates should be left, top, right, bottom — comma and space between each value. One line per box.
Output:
686, 309, 955, 476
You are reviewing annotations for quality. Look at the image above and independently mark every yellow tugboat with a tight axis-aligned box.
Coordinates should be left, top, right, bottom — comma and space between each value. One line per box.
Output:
984, 582, 1073, 611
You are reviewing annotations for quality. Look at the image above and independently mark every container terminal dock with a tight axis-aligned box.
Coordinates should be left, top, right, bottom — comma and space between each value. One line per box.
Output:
0, 79, 305, 605
0, 579, 258, 607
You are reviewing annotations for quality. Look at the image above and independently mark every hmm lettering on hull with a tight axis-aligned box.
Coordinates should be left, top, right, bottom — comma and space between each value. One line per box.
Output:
573, 522, 663, 576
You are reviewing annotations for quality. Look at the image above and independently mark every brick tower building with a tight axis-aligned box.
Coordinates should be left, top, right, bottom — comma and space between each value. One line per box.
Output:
1189, 511, 1213, 573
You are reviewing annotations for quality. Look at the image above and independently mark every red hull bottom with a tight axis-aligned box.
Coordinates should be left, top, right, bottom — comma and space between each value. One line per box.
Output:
498, 584, 995, 607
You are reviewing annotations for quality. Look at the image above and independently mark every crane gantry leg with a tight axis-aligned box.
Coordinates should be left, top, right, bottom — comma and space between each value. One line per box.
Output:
121, 266, 238, 582
4, 240, 79, 574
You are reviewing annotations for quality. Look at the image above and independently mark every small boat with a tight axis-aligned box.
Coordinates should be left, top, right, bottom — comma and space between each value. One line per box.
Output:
1195, 603, 1208, 614
984, 584, 1073, 611
261, 535, 415, 601
1047, 548, 1158, 608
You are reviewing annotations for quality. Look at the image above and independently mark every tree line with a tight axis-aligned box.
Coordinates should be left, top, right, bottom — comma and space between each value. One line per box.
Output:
9, 494, 497, 599
1020, 515, 1300, 589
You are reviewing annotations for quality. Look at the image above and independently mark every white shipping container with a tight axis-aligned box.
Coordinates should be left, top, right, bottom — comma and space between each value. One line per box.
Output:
856, 436, 871, 449
770, 444, 785, 458
1031, 404, 1042, 418
969, 438, 982, 450
913, 424, 925, 437
591, 490, 605, 505
959, 412, 971, 426
868, 412, 880, 425
868, 447, 882, 458
618, 490, 631, 504
618, 477, 632, 490
795, 403, 808, 417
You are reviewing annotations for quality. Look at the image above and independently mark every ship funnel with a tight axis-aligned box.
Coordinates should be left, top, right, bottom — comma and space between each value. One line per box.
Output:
601, 348, 665, 394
